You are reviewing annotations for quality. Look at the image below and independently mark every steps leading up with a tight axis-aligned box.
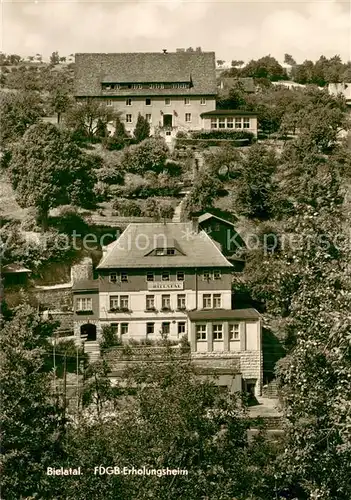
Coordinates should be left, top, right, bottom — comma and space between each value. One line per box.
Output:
84, 341, 100, 362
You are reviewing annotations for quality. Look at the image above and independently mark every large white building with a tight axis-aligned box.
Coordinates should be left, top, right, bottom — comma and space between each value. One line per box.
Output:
72, 220, 263, 395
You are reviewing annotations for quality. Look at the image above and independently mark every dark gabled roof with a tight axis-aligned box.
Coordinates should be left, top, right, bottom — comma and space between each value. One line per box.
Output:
72, 280, 99, 292
187, 308, 260, 321
74, 52, 217, 97
96, 222, 233, 269
198, 212, 237, 227
200, 109, 257, 117
2, 264, 31, 274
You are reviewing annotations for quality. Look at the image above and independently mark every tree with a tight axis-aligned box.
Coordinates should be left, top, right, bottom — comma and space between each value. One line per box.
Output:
0, 305, 65, 499
240, 55, 287, 81
231, 59, 244, 67
50, 51, 60, 65
7, 122, 100, 230
233, 144, 278, 219
48, 88, 72, 123
65, 99, 119, 142
133, 113, 150, 143
0, 90, 43, 146
275, 199, 351, 498
121, 137, 168, 175
284, 54, 296, 66
62, 354, 279, 499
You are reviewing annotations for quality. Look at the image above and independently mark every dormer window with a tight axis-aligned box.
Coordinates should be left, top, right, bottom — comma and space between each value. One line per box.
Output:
155, 248, 165, 256
166, 249, 175, 255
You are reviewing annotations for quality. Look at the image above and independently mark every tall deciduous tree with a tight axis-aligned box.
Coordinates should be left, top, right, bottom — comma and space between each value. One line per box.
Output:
65, 99, 119, 142
7, 122, 100, 230
0, 90, 43, 146
0, 305, 65, 499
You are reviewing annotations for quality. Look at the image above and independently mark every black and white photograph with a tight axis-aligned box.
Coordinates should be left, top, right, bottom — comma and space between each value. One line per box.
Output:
0, 0, 350, 498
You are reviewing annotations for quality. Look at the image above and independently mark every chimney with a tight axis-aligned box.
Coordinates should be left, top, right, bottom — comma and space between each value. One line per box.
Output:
191, 217, 199, 233
162, 49, 168, 54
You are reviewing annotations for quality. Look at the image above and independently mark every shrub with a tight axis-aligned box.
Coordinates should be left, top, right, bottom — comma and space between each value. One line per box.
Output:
121, 137, 168, 174
142, 198, 159, 218
192, 129, 255, 142
100, 325, 123, 351
112, 199, 142, 217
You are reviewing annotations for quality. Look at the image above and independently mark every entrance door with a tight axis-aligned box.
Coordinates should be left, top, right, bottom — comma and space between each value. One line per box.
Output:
163, 114, 173, 127
81, 323, 97, 341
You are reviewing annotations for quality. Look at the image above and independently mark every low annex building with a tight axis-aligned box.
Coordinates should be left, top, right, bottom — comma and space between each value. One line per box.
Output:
72, 221, 263, 395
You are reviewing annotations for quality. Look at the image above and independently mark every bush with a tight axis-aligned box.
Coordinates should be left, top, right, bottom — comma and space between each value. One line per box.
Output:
142, 198, 159, 218
100, 325, 123, 351
112, 199, 142, 217
95, 164, 124, 185
191, 130, 255, 141
121, 137, 168, 174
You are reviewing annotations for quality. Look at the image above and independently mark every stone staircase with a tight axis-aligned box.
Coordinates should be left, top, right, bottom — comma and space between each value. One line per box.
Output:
84, 341, 100, 363
172, 190, 191, 223
262, 379, 279, 398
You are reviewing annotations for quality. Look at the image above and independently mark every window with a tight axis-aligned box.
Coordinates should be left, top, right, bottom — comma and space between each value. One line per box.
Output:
203, 294, 212, 309
145, 98, 151, 106
120, 323, 129, 335
229, 323, 240, 340
213, 294, 222, 308
178, 322, 186, 336
145, 114, 152, 123
110, 296, 119, 310
235, 118, 242, 129
162, 322, 170, 335
132, 84, 142, 89
176, 271, 184, 281
213, 324, 223, 340
162, 271, 170, 281
185, 113, 192, 122
126, 98, 132, 106
203, 271, 211, 281
146, 272, 154, 282
146, 295, 155, 310
218, 118, 226, 129
243, 117, 250, 129
110, 323, 118, 333
120, 295, 129, 309
184, 98, 190, 105
126, 114, 132, 123
177, 294, 186, 310
213, 270, 221, 280
196, 324, 207, 340
166, 248, 175, 255
214, 223, 220, 231
121, 272, 128, 282
161, 295, 171, 309
109, 273, 118, 283
210, 118, 218, 129
156, 248, 165, 256
146, 322, 154, 335
165, 98, 171, 106
200, 97, 206, 105
76, 297, 92, 311
227, 117, 233, 128
106, 100, 112, 106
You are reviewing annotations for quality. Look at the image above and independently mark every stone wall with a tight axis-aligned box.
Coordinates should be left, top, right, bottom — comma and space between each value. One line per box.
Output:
71, 257, 93, 283
239, 350, 263, 395
34, 285, 73, 311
